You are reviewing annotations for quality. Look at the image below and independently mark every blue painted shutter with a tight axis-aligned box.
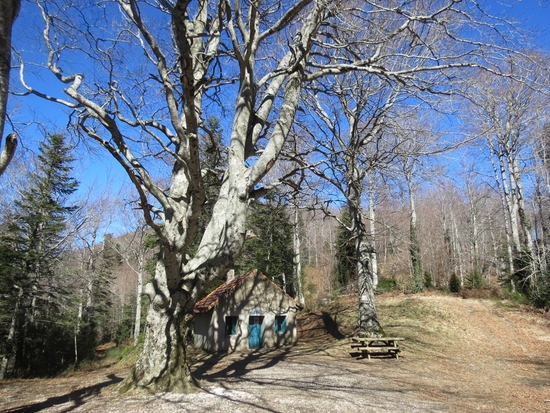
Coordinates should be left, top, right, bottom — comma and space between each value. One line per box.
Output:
275, 315, 287, 334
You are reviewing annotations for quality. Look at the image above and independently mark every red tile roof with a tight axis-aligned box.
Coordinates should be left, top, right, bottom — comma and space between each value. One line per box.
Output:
193, 269, 302, 313
194, 269, 258, 314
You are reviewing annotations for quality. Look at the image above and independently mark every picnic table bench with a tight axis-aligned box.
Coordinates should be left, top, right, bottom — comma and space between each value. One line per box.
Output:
350, 336, 405, 360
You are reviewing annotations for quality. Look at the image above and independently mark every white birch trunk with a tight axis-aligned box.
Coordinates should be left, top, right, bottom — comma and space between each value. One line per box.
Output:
367, 176, 378, 290
489, 142, 515, 273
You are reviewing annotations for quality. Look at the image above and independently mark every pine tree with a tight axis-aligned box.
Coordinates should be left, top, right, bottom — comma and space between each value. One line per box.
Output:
92, 233, 121, 343
235, 198, 295, 295
197, 116, 226, 239
334, 210, 357, 291
0, 133, 78, 377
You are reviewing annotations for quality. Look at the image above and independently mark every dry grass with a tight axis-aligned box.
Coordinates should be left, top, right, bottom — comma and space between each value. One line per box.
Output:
295, 292, 550, 412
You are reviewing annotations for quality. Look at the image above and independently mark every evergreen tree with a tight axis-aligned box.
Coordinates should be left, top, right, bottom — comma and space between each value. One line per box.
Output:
197, 116, 226, 240
334, 210, 357, 291
91, 233, 121, 344
449, 273, 461, 293
235, 198, 295, 295
0, 133, 78, 377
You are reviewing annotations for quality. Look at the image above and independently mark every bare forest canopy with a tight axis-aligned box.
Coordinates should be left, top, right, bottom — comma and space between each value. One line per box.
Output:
0, 0, 549, 393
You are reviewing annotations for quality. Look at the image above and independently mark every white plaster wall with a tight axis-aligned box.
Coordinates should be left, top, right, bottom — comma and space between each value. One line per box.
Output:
193, 273, 299, 353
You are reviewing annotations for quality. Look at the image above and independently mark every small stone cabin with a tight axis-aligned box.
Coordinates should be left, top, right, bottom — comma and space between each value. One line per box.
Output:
193, 269, 302, 352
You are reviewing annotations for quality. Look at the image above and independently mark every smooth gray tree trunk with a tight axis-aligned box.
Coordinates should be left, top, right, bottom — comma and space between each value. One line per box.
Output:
133, 269, 143, 346
0, 0, 20, 176
293, 206, 305, 305
356, 228, 382, 336
124, 250, 196, 393
367, 175, 378, 290
489, 150, 515, 274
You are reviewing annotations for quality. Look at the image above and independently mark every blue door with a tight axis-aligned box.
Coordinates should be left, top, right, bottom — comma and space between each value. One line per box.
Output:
248, 316, 263, 349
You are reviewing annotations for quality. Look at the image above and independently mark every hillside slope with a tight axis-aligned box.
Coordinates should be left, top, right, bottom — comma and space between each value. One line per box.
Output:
298, 294, 550, 412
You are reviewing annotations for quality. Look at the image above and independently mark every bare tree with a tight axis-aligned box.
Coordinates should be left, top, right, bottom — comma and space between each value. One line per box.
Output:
66, 187, 122, 365
115, 204, 152, 346
403, 154, 423, 291
14, 0, 527, 391
291, 201, 306, 306
297, 69, 402, 336
391, 111, 449, 292
464, 56, 550, 288
457, 164, 504, 283
293, 0, 507, 334
19, 0, 337, 391
532, 123, 550, 269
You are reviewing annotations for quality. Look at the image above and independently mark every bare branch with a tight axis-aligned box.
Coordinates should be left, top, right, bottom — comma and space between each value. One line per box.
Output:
0, 132, 17, 176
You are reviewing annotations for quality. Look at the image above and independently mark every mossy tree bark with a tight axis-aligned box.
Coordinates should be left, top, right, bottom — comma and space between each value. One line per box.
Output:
351, 201, 383, 337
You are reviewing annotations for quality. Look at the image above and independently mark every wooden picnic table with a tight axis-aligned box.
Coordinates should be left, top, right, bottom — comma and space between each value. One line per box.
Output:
350, 336, 405, 360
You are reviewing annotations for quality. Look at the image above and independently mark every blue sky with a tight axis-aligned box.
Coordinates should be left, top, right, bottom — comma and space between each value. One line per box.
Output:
490, 0, 550, 47
4, 0, 550, 220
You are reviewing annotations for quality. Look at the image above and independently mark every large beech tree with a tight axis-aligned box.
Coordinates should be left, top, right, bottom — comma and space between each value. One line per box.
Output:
299, 72, 402, 336
15, 0, 524, 393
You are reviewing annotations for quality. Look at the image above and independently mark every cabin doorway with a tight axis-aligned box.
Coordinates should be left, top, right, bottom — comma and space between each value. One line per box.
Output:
248, 316, 264, 349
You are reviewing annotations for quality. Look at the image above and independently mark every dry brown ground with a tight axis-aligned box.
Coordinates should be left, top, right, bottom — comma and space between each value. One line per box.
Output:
1, 294, 549, 412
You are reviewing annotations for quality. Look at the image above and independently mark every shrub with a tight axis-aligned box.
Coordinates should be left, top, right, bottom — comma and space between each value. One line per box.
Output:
377, 277, 398, 293
466, 268, 484, 289
503, 289, 530, 305
532, 272, 550, 310
460, 286, 503, 300
424, 271, 433, 289
449, 273, 461, 293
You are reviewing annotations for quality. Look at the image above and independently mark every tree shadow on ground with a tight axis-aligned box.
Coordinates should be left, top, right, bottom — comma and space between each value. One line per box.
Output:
503, 357, 550, 388
321, 311, 346, 339
3, 373, 123, 413
192, 347, 292, 380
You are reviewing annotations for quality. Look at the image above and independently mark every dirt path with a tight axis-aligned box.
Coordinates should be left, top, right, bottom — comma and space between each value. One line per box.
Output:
372, 296, 550, 412
0, 354, 448, 413
0, 295, 549, 412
